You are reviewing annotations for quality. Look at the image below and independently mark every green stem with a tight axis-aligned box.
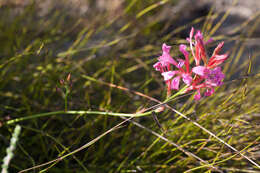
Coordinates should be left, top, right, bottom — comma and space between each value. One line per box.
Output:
64, 86, 69, 112
3, 86, 186, 126
64, 95, 68, 112
164, 85, 188, 103
4, 110, 153, 125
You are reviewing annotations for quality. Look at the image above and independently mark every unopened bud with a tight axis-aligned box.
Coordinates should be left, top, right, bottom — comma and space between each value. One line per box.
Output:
67, 73, 71, 82
60, 79, 64, 85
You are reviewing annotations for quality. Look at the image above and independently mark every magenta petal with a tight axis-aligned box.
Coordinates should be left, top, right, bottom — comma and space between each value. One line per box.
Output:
171, 76, 181, 90
159, 43, 178, 67
194, 89, 201, 100
214, 67, 225, 79
192, 66, 209, 76
204, 88, 214, 96
179, 44, 189, 69
153, 62, 161, 71
177, 58, 185, 68
195, 30, 203, 40
179, 44, 189, 57
182, 73, 192, 85
161, 71, 178, 81
205, 67, 225, 86
158, 54, 176, 67
214, 66, 221, 72
162, 43, 171, 54
167, 56, 178, 66
179, 44, 186, 52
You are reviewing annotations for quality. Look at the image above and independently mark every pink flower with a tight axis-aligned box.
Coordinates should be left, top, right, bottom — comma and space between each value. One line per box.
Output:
205, 67, 225, 86
153, 27, 228, 100
190, 66, 225, 100
188, 28, 228, 100
207, 42, 228, 68
191, 66, 224, 98
157, 43, 178, 68
187, 27, 213, 66
160, 44, 192, 90
154, 43, 192, 93
179, 44, 190, 72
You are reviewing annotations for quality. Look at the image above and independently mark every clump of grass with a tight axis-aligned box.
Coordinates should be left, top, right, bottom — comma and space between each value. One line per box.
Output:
0, 0, 260, 172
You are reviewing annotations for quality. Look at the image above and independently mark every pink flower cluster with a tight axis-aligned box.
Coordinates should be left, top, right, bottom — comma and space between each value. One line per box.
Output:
153, 27, 228, 100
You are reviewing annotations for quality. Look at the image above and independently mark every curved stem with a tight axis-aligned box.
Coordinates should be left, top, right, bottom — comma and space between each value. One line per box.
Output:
4, 110, 153, 126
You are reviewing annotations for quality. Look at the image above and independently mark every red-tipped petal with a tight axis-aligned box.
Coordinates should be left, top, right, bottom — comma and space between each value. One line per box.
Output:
208, 53, 228, 68
212, 41, 224, 56
179, 44, 190, 71
195, 44, 201, 65
195, 37, 207, 64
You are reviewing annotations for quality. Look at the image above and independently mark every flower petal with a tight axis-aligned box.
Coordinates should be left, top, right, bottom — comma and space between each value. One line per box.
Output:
189, 27, 196, 65
179, 44, 190, 71
194, 89, 201, 100
205, 67, 225, 86
204, 88, 214, 96
153, 62, 162, 71
192, 66, 209, 76
207, 42, 228, 68
171, 76, 181, 90
161, 71, 178, 81
182, 73, 192, 85
179, 44, 189, 58
189, 27, 194, 39
212, 41, 224, 56
159, 43, 178, 66
177, 58, 185, 68
162, 43, 171, 54
195, 35, 207, 64
195, 30, 203, 40
207, 54, 228, 68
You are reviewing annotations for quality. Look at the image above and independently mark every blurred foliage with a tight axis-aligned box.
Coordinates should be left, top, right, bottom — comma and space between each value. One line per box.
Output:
0, 0, 259, 172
